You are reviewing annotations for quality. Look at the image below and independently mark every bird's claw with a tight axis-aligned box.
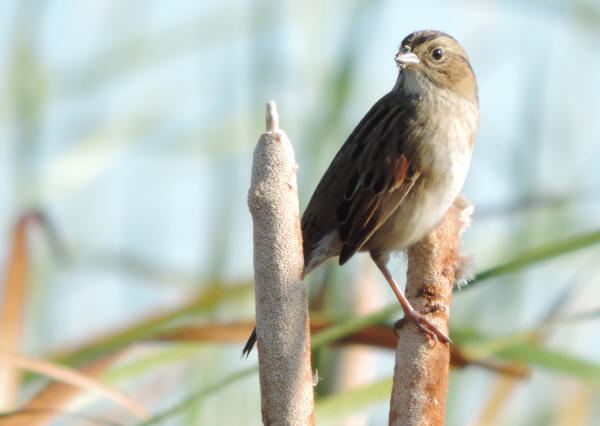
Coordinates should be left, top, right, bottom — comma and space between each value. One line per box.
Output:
394, 309, 451, 346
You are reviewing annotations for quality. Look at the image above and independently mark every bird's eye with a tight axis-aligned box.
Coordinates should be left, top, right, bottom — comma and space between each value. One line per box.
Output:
432, 48, 444, 61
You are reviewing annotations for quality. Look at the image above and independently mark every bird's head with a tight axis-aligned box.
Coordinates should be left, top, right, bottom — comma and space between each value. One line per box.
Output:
395, 30, 478, 104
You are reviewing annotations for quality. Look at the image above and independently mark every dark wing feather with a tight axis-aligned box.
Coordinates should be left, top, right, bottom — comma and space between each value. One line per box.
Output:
302, 92, 421, 267
338, 154, 419, 264
336, 93, 421, 264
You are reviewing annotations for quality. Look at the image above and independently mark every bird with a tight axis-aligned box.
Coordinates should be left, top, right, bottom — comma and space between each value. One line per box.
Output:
243, 30, 479, 357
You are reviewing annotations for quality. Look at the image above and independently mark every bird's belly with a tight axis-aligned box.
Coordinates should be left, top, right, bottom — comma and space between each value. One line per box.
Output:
368, 147, 471, 255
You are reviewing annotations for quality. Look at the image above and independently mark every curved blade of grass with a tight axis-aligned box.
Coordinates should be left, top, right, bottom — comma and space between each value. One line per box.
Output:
137, 364, 390, 426
15, 352, 123, 426
19, 346, 203, 426
458, 228, 600, 291
0, 351, 149, 420
558, 308, 600, 324
0, 215, 31, 410
315, 377, 392, 424
454, 327, 600, 381
495, 342, 600, 381
136, 366, 257, 425
475, 375, 521, 426
50, 283, 252, 368
102, 345, 201, 384
303, 0, 383, 185
310, 304, 399, 350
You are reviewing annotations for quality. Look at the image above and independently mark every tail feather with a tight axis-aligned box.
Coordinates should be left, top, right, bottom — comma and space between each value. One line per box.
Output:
242, 327, 257, 358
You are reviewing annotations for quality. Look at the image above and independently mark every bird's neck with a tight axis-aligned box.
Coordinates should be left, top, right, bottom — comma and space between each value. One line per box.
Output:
393, 69, 478, 108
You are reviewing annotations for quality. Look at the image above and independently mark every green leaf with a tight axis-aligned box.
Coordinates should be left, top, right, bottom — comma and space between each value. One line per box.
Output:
454, 327, 600, 381
137, 366, 258, 426
311, 304, 399, 349
460, 229, 600, 290
102, 344, 201, 384
495, 342, 600, 381
315, 377, 393, 424
52, 283, 252, 368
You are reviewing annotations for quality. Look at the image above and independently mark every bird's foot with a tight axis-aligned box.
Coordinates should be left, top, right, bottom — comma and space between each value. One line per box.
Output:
394, 307, 451, 345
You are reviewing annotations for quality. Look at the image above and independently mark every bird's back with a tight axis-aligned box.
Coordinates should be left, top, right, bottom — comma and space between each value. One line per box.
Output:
300, 92, 411, 272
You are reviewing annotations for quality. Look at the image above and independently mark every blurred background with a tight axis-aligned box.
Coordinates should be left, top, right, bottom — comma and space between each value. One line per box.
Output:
1, 0, 600, 425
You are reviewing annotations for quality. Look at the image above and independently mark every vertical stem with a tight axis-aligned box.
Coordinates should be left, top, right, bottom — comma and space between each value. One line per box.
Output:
248, 101, 315, 425
389, 197, 472, 426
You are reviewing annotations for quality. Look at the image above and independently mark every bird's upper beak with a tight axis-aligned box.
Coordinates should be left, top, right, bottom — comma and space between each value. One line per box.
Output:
395, 49, 420, 68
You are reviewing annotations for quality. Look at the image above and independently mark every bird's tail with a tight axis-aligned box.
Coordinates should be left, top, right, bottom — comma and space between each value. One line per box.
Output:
242, 327, 257, 358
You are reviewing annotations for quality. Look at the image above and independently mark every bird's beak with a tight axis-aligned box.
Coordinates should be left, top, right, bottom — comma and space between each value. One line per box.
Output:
395, 49, 420, 68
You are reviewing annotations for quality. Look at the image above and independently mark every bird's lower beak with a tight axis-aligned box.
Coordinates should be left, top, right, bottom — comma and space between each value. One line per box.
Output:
395, 51, 420, 67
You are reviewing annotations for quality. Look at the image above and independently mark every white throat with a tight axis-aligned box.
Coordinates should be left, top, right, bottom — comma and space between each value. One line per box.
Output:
393, 68, 431, 96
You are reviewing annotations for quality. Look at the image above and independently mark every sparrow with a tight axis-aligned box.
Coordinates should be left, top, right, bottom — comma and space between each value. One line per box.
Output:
243, 30, 479, 356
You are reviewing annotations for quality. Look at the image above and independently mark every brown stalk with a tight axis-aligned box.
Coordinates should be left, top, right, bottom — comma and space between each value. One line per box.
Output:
389, 196, 473, 426
0, 351, 149, 419
0, 352, 131, 426
247, 101, 314, 425
0, 214, 34, 410
0, 211, 66, 411
160, 322, 528, 378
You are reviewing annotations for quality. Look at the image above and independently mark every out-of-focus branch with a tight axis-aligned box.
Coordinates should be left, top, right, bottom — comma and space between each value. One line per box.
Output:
247, 101, 314, 425
0, 213, 38, 411
389, 196, 473, 426
0, 351, 148, 423
0, 353, 123, 426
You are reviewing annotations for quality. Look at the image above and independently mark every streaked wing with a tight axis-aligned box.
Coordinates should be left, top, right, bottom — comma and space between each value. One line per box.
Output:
302, 92, 421, 266
338, 153, 419, 264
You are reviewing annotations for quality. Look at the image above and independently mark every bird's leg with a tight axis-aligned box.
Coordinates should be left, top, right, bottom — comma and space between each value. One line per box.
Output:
372, 256, 451, 345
